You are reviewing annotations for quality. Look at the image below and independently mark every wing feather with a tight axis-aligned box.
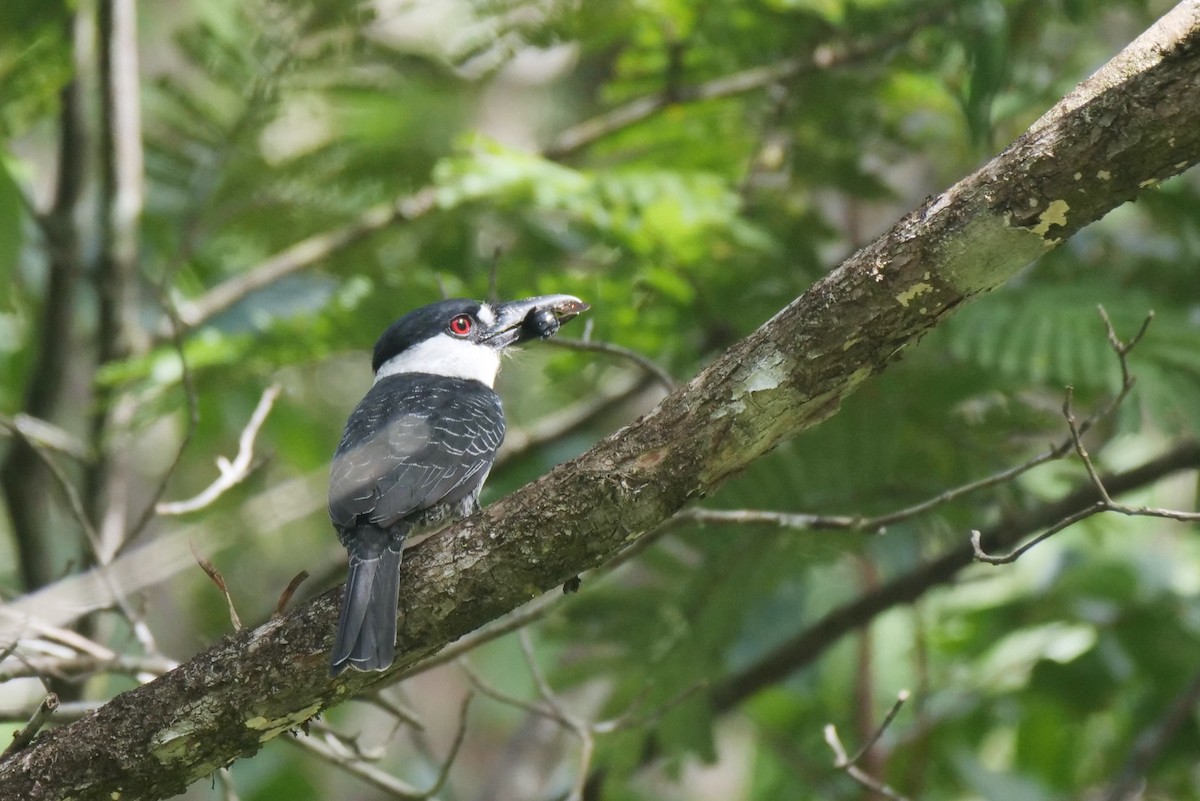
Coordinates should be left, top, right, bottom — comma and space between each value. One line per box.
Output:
329, 375, 505, 529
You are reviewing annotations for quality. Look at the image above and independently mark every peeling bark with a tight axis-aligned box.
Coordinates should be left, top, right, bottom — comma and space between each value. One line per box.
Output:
2, 3, 1200, 799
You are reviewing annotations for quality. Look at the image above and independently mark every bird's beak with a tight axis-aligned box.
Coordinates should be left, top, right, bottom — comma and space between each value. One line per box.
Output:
484, 294, 589, 348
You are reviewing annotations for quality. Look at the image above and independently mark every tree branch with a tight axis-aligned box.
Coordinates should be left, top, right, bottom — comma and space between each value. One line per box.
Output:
3, 5, 1200, 798
543, 1, 954, 160
167, 7, 949, 338
710, 440, 1200, 712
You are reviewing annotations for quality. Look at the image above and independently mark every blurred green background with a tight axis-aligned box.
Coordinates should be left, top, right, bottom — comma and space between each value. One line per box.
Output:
2, 0, 1199, 799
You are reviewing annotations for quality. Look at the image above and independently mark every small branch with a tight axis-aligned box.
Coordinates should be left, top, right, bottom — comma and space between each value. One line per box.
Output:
170, 188, 438, 336
424, 692, 472, 798
190, 543, 242, 631
6, 424, 161, 654
0, 414, 91, 461
398, 595, 562, 683
288, 695, 468, 800
284, 732, 432, 801
458, 658, 573, 728
516, 631, 594, 801
0, 700, 101, 725
358, 692, 425, 732
823, 690, 911, 801
156, 384, 282, 516
591, 681, 708, 736
215, 768, 240, 801
712, 442, 1200, 712
273, 571, 310, 618
1, 694, 59, 758
972, 308, 1198, 564
0, 653, 173, 684
546, 336, 678, 394
969, 506, 1101, 565
543, 3, 951, 159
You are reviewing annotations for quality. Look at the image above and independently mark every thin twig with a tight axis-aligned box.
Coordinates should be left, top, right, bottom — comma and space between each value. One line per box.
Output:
0, 414, 91, 461
546, 336, 678, 393
823, 690, 911, 801
0, 699, 101, 724
215, 768, 240, 801
284, 732, 432, 801
156, 383, 282, 516
8, 426, 161, 654
972, 309, 1199, 564
290, 694, 468, 799
273, 570, 310, 618
397, 595, 562, 682
458, 658, 573, 728
0, 653, 173, 683
171, 188, 438, 337
358, 691, 425, 732
190, 542, 242, 631
591, 681, 709, 735
517, 630, 566, 717
1, 693, 58, 758
543, 3, 953, 159
516, 631, 594, 801
425, 692, 473, 798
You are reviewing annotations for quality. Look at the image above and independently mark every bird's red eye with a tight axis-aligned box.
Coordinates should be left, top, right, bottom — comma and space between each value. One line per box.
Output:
448, 314, 473, 337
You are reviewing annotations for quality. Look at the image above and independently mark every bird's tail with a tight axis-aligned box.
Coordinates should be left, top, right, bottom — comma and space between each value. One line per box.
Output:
330, 543, 403, 676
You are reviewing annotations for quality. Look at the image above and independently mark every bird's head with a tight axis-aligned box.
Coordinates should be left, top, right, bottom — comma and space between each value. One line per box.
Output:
371, 294, 589, 387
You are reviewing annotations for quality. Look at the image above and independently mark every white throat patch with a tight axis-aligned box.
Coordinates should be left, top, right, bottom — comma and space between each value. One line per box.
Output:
374, 333, 501, 387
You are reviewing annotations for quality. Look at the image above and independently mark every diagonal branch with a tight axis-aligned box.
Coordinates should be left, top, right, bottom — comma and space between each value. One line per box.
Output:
2, 5, 1200, 799
543, 1, 955, 160
168, 8, 950, 338
711, 439, 1200, 712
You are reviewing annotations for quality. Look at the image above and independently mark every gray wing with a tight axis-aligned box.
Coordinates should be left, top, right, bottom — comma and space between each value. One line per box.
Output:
328, 376, 505, 530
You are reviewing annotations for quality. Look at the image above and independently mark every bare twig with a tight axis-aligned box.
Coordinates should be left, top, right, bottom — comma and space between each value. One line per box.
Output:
273, 571, 310, 618
284, 732, 432, 800
516, 631, 593, 801
284, 696, 468, 801
973, 309, 1198, 564
823, 690, 911, 801
458, 658, 573, 728
157, 384, 282, 516
0, 699, 101, 725
172, 188, 438, 336
189, 543, 242, 631
359, 691, 425, 732
0, 653, 173, 684
398, 595, 562, 682
215, 768, 240, 801
711, 442, 1200, 712
591, 681, 708, 736
543, 3, 952, 159
7, 426, 161, 655
0, 415, 90, 461
424, 692, 473, 798
1, 693, 59, 758
547, 337, 677, 393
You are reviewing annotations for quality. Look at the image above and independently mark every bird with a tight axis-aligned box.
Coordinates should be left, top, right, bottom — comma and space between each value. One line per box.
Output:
328, 294, 588, 676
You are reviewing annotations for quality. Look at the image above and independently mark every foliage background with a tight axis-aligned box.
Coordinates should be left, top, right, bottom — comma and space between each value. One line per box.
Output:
2, 0, 1199, 799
